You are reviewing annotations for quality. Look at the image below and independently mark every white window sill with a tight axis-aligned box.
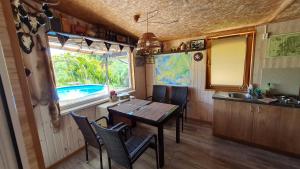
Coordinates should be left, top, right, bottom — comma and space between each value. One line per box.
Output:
60, 89, 135, 116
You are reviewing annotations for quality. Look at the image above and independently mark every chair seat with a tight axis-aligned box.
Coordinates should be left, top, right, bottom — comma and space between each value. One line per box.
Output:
125, 135, 154, 163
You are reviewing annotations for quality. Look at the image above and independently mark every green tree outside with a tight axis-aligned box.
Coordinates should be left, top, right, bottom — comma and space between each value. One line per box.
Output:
51, 51, 130, 90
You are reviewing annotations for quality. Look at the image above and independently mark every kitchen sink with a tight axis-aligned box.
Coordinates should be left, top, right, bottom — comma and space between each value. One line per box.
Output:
228, 92, 248, 99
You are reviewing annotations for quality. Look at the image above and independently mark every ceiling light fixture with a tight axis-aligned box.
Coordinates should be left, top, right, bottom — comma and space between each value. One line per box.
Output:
136, 11, 161, 56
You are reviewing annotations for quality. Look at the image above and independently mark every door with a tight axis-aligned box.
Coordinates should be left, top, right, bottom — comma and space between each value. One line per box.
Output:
252, 104, 281, 149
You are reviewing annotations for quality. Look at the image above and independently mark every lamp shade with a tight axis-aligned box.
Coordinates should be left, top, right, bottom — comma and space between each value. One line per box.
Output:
137, 32, 160, 55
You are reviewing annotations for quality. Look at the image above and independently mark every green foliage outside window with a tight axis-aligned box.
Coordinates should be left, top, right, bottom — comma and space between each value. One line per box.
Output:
51, 51, 130, 89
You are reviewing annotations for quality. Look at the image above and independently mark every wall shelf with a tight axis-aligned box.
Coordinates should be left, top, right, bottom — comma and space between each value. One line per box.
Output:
154, 49, 204, 55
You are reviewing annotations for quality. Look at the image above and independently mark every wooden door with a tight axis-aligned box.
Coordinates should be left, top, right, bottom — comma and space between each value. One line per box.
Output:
228, 102, 253, 141
213, 100, 231, 136
279, 107, 300, 155
252, 104, 281, 149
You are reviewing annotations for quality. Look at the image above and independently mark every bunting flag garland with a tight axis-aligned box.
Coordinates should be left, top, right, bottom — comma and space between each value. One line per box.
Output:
119, 44, 124, 51
130, 46, 135, 53
85, 38, 93, 47
104, 42, 111, 51
57, 34, 69, 47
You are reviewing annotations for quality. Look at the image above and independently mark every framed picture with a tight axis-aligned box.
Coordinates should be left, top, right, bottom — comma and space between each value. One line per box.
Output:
190, 39, 205, 50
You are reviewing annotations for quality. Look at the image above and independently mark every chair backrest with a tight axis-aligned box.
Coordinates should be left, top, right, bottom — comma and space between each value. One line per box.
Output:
170, 86, 188, 107
92, 122, 131, 168
70, 112, 100, 148
152, 85, 167, 102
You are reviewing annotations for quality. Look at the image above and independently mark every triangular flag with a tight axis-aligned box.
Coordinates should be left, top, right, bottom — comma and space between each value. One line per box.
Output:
85, 38, 93, 47
130, 46, 135, 52
119, 44, 124, 51
104, 42, 111, 51
57, 34, 69, 47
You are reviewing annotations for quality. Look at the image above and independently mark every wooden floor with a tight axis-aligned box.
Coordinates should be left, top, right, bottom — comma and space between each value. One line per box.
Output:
54, 120, 300, 169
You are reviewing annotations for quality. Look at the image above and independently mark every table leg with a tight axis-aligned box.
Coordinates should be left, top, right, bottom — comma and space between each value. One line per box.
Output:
158, 125, 164, 168
176, 109, 180, 143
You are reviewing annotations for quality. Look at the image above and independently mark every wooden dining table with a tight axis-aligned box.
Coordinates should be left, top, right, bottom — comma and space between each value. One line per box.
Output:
107, 99, 180, 168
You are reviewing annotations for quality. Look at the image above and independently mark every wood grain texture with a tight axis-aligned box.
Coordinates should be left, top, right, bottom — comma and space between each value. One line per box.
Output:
33, 106, 97, 168
0, 0, 44, 168
0, 95, 18, 169
146, 50, 214, 122
278, 107, 300, 154
252, 104, 282, 149
252, 18, 300, 85
214, 101, 300, 156
54, 120, 300, 169
213, 100, 231, 136
227, 102, 253, 141
52, 0, 300, 40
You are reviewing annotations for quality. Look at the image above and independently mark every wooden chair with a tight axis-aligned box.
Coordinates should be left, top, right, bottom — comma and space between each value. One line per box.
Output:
170, 86, 188, 131
147, 85, 167, 103
70, 112, 127, 169
92, 122, 159, 169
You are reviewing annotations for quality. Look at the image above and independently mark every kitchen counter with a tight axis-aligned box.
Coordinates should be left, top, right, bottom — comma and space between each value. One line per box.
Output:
212, 92, 300, 108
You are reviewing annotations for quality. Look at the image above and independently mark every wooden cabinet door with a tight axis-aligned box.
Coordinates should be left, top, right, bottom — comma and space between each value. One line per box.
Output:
279, 107, 300, 155
228, 102, 253, 141
213, 100, 231, 136
252, 104, 282, 149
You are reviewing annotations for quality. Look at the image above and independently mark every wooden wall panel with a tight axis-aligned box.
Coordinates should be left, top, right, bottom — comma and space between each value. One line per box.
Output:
152, 18, 300, 122
145, 48, 214, 122
0, 0, 45, 168
0, 94, 18, 169
252, 18, 300, 85
34, 106, 97, 168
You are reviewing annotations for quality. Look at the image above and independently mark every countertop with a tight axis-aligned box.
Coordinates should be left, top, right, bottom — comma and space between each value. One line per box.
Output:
212, 92, 300, 108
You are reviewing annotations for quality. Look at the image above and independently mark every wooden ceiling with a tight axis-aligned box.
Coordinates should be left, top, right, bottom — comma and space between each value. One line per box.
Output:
53, 0, 300, 41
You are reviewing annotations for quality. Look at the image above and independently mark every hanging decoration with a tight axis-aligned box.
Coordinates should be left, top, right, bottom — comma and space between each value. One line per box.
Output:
42, 3, 53, 19
11, 0, 56, 54
119, 44, 124, 51
17, 32, 34, 54
104, 42, 111, 51
85, 38, 94, 47
57, 34, 69, 47
135, 10, 178, 55
130, 46, 135, 53
24, 67, 32, 77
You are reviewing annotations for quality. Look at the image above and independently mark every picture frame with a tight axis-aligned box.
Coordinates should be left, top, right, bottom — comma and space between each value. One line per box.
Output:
190, 39, 205, 50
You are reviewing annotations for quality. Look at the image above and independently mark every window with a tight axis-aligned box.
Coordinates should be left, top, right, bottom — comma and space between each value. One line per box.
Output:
206, 31, 254, 91
50, 45, 132, 103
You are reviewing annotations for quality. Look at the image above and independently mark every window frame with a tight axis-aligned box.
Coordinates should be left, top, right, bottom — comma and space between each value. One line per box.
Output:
205, 31, 255, 91
49, 46, 135, 108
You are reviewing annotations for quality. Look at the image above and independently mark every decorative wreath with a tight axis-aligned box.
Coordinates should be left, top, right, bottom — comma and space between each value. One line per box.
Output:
17, 32, 34, 54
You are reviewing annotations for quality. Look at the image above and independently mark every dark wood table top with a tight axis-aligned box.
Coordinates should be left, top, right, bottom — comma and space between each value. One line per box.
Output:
108, 99, 179, 125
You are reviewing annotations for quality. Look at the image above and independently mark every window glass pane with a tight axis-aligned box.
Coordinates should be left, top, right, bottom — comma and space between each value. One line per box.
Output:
50, 48, 108, 101
211, 35, 247, 86
107, 52, 130, 91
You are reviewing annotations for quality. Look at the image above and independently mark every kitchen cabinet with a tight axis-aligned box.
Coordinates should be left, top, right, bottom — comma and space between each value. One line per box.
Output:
252, 104, 282, 149
213, 100, 231, 136
213, 100, 253, 141
227, 101, 253, 141
213, 99, 300, 156
278, 107, 300, 154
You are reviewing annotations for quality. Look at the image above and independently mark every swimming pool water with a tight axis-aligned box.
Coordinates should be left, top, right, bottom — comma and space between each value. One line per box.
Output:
57, 85, 106, 101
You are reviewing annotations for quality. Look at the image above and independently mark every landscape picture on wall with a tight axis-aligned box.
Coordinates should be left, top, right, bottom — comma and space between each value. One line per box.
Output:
154, 52, 192, 86
268, 32, 300, 58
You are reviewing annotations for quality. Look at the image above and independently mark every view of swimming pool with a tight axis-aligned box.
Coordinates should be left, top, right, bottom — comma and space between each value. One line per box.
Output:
56, 85, 106, 101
